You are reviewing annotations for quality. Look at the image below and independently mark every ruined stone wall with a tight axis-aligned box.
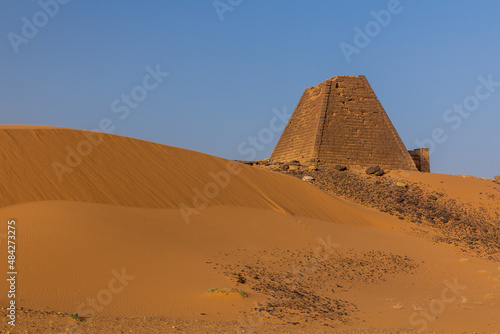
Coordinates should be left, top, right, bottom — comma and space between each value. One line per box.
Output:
408, 148, 430, 172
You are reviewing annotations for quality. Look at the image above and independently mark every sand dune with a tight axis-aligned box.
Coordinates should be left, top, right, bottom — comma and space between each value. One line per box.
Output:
1, 126, 499, 333
0, 126, 366, 223
389, 170, 500, 213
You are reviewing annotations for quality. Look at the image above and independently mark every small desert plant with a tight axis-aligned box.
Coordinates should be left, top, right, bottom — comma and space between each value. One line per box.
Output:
208, 287, 248, 298
69, 313, 83, 322
389, 298, 403, 310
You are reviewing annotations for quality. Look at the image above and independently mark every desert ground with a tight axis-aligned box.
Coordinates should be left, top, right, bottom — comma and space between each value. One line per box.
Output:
1, 126, 499, 333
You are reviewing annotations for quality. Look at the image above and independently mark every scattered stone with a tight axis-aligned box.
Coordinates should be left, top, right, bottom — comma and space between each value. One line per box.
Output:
308, 165, 318, 171
396, 182, 407, 188
302, 176, 314, 182
281, 165, 289, 171
333, 165, 347, 171
366, 166, 381, 175
214, 248, 417, 327
374, 170, 385, 176
440, 214, 451, 223
288, 165, 299, 171
252, 163, 500, 261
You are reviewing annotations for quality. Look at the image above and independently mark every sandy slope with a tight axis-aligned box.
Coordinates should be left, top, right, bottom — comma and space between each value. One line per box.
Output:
388, 170, 500, 215
0, 126, 361, 222
1, 201, 499, 333
1, 126, 499, 333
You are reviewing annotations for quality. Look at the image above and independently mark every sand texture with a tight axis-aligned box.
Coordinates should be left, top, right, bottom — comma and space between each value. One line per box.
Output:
1, 127, 499, 333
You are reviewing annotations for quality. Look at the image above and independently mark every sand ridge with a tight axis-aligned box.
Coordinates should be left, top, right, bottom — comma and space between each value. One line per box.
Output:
1, 127, 368, 224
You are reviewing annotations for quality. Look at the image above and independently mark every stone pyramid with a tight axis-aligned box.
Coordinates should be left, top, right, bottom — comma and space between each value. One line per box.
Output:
270, 75, 419, 171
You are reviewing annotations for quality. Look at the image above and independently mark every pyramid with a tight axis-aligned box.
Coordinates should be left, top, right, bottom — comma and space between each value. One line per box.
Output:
270, 75, 419, 171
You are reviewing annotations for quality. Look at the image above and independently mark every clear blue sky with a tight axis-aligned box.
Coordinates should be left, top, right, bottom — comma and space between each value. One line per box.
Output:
1, 1, 499, 178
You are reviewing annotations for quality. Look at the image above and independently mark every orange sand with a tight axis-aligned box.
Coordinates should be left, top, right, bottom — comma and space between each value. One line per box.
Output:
0, 126, 499, 332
